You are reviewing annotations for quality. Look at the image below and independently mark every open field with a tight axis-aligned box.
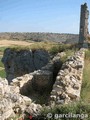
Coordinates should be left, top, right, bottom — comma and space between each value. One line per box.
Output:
0, 39, 33, 47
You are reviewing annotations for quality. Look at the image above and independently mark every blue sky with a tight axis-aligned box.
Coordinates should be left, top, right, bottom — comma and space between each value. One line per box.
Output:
0, 0, 90, 33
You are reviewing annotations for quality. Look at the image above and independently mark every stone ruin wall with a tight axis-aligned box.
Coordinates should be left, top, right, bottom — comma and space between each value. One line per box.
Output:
9, 49, 85, 105
0, 48, 85, 120
10, 52, 63, 96
50, 49, 85, 105
0, 3, 88, 120
2, 48, 50, 83
0, 77, 42, 120
79, 3, 89, 46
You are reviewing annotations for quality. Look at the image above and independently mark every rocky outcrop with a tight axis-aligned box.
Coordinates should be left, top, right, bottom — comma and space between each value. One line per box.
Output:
0, 77, 42, 120
2, 48, 50, 83
50, 49, 85, 105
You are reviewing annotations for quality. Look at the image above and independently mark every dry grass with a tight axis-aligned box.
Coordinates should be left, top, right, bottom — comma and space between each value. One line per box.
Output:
81, 50, 90, 103
8, 42, 77, 55
0, 39, 33, 47
9, 41, 59, 52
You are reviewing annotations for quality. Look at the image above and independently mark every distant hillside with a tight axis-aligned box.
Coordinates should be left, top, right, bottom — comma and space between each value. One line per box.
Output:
0, 32, 79, 44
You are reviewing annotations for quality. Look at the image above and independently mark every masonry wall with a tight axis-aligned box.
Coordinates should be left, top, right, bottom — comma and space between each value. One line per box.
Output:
79, 3, 89, 45
50, 49, 85, 105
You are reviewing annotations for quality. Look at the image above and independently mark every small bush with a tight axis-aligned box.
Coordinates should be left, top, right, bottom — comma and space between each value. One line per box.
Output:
49, 44, 77, 55
49, 45, 60, 54
60, 50, 75, 62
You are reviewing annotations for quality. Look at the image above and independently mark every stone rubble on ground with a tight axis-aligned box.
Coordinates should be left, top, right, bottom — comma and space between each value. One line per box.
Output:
0, 77, 42, 120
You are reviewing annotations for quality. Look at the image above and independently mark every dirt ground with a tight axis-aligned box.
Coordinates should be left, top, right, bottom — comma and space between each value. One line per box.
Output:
0, 40, 33, 47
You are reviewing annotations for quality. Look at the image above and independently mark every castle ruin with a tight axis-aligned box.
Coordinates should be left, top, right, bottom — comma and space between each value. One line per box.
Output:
79, 3, 89, 46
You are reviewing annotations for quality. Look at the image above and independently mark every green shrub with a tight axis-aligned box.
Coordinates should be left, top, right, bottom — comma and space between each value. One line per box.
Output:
41, 102, 90, 120
0, 69, 6, 78
60, 50, 75, 63
49, 44, 77, 55
49, 45, 60, 54
0, 58, 4, 68
0, 47, 7, 52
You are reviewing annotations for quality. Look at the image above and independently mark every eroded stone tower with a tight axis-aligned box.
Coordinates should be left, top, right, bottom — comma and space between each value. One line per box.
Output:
79, 3, 89, 46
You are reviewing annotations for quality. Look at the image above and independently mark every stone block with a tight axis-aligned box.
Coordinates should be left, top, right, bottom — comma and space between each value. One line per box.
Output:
32, 70, 53, 93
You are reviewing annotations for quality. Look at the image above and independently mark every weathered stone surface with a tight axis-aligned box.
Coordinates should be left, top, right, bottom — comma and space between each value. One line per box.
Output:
79, 3, 89, 46
50, 49, 85, 104
33, 50, 50, 69
56, 52, 66, 58
66, 87, 80, 99
11, 74, 33, 88
0, 77, 42, 120
0, 98, 14, 120
10, 53, 63, 97
2, 48, 50, 83
41, 63, 54, 72
25, 103, 42, 117
32, 70, 53, 93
